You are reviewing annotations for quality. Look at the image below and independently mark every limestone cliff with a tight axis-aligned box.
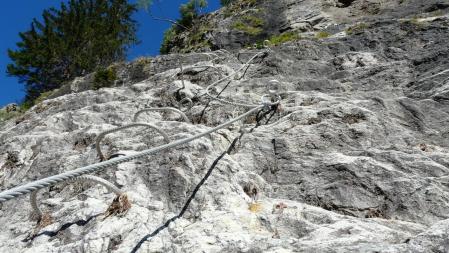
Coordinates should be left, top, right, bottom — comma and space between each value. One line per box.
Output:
1, 0, 449, 252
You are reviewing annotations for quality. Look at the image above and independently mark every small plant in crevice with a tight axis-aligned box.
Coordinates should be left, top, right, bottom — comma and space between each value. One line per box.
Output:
407, 17, 430, 29
250, 31, 301, 49
180, 23, 214, 53
104, 194, 131, 218
93, 67, 117, 90
268, 31, 300, 46
33, 91, 54, 105
0, 109, 21, 123
128, 57, 152, 81
232, 21, 262, 35
346, 23, 369, 35
35, 213, 54, 230
222, 0, 258, 7
243, 15, 264, 27
315, 31, 331, 39
2, 151, 20, 169
134, 57, 152, 67
231, 14, 264, 36
222, 0, 260, 17
0, 90, 56, 123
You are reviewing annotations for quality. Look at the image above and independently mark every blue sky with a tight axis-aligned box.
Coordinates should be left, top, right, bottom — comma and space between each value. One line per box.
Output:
0, 0, 221, 107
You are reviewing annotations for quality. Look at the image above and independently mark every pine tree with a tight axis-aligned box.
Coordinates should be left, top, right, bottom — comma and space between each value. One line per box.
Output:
7, 0, 138, 103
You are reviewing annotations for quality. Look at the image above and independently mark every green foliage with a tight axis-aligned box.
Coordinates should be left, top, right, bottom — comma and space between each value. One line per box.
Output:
7, 0, 138, 103
232, 21, 262, 35
135, 57, 152, 66
231, 15, 264, 35
6, 90, 54, 115
179, 0, 208, 28
179, 23, 213, 53
222, 0, 259, 18
34, 91, 53, 105
221, 0, 257, 6
160, 0, 209, 54
346, 23, 368, 35
315, 31, 331, 39
251, 31, 300, 49
245, 0, 258, 5
268, 32, 300, 46
93, 67, 117, 90
19, 100, 34, 112
220, 0, 235, 5
0, 98, 48, 123
243, 15, 264, 27
0, 109, 21, 123
160, 26, 178, 54
250, 41, 264, 49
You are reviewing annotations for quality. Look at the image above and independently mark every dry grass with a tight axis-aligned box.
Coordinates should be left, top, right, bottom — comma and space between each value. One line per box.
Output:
33, 212, 54, 234
104, 194, 132, 219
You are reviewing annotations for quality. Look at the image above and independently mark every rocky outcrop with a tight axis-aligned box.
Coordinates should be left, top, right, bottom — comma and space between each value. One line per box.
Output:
166, 0, 449, 53
1, 0, 449, 252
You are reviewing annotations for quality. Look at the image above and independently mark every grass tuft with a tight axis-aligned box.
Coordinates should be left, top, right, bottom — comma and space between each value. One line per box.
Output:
315, 31, 331, 39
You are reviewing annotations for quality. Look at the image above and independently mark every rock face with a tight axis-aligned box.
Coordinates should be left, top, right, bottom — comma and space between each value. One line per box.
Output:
167, 0, 449, 53
1, 0, 449, 252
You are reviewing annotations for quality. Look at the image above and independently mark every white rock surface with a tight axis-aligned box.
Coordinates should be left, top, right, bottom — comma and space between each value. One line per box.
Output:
1, 0, 449, 251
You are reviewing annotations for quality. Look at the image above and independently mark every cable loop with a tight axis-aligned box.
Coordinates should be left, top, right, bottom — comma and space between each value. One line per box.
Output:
30, 175, 122, 220
0, 106, 262, 204
0, 50, 287, 218
263, 40, 272, 48
261, 93, 281, 107
178, 98, 194, 112
96, 123, 170, 161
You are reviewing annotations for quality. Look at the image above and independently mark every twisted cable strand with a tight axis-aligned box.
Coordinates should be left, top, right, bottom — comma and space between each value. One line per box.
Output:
131, 107, 277, 252
0, 106, 262, 203
96, 123, 170, 161
30, 175, 122, 219
133, 107, 190, 123
0, 50, 282, 206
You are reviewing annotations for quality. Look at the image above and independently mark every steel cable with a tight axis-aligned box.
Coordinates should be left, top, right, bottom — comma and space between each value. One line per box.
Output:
133, 107, 190, 123
95, 123, 170, 161
30, 175, 122, 219
0, 106, 264, 203
131, 106, 277, 253
204, 51, 269, 108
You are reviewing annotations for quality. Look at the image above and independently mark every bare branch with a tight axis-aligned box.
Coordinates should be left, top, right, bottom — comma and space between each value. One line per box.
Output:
149, 14, 191, 31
